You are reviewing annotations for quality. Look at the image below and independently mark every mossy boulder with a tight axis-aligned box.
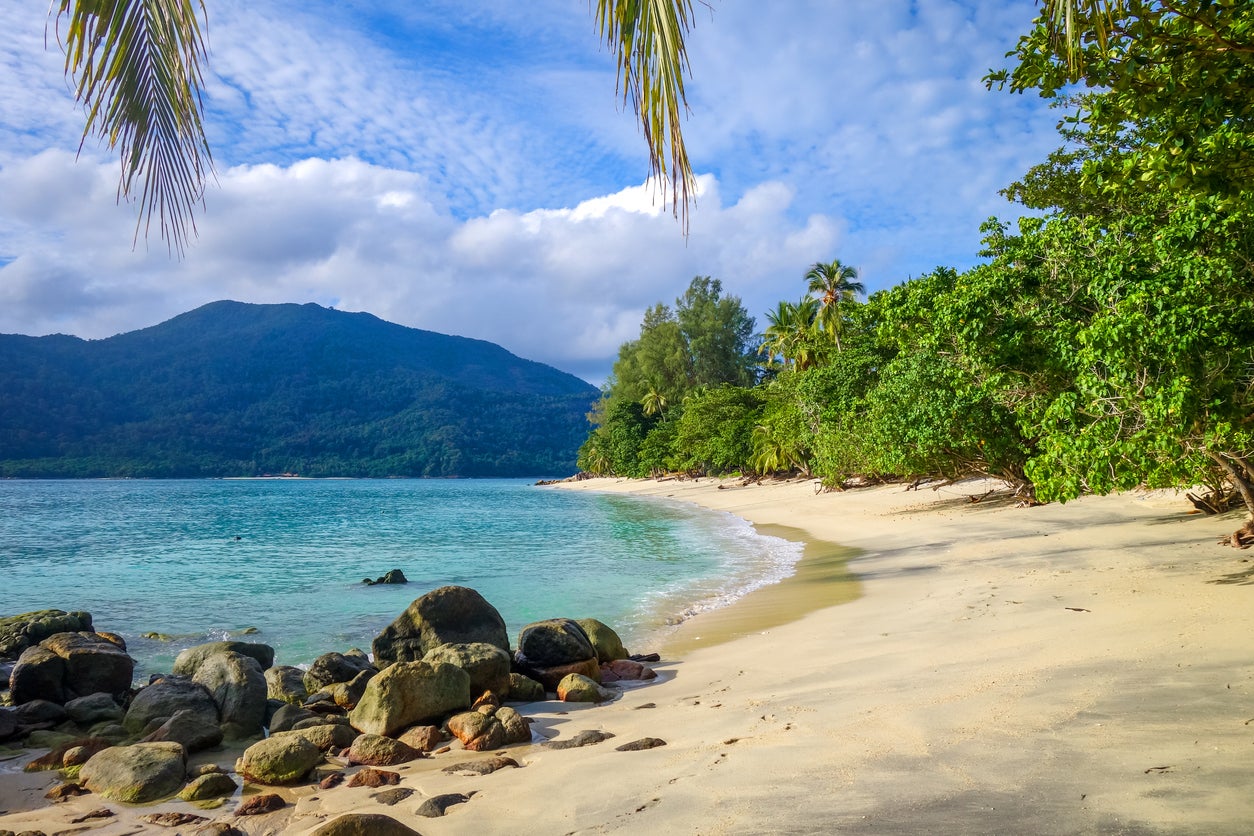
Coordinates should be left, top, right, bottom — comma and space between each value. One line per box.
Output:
346, 733, 424, 766
264, 665, 308, 705
303, 651, 375, 693
0, 609, 93, 661
372, 586, 509, 666
235, 731, 322, 785
192, 651, 268, 739
124, 677, 219, 735
347, 661, 470, 737
506, 673, 546, 703
80, 742, 187, 803
172, 641, 274, 677
308, 814, 422, 836
178, 771, 238, 801
575, 618, 629, 663
556, 673, 614, 704
422, 642, 511, 697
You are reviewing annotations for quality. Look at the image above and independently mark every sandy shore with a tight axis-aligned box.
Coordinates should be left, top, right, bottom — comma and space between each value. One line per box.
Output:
3, 476, 1252, 834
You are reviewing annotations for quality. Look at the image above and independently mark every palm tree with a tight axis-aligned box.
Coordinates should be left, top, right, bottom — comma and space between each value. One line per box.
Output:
805, 258, 864, 353
641, 385, 668, 417
759, 297, 821, 370
50, 0, 700, 254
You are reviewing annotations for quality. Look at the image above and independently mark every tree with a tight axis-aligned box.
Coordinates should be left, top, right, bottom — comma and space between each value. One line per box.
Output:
759, 298, 822, 370
676, 276, 759, 389
805, 259, 864, 352
51, 0, 701, 254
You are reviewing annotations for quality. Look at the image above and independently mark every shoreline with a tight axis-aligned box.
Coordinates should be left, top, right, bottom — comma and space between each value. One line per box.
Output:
4, 475, 1253, 834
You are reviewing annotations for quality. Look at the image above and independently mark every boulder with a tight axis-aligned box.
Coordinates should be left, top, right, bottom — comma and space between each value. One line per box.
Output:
0, 609, 92, 660
268, 703, 316, 733
514, 619, 600, 689
446, 710, 506, 751
308, 813, 422, 836
371, 586, 509, 666
79, 742, 187, 803
0, 707, 16, 741
178, 771, 238, 801
557, 673, 614, 703
345, 733, 423, 766
325, 669, 375, 710
14, 698, 68, 725
347, 661, 470, 737
139, 708, 224, 753
235, 732, 322, 785
601, 659, 657, 682
422, 642, 511, 697
65, 693, 124, 725
495, 706, 531, 744
35, 632, 134, 701
172, 641, 274, 677
576, 618, 629, 662
191, 651, 267, 739
362, 569, 409, 586
396, 724, 445, 752
506, 673, 546, 703
303, 652, 376, 693
288, 722, 358, 751
8, 645, 66, 704
416, 792, 472, 818
124, 677, 218, 735
236, 793, 285, 815
264, 665, 308, 705
522, 658, 602, 692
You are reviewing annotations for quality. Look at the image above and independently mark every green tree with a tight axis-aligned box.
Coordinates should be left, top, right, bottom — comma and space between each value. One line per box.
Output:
52, 0, 702, 253
805, 259, 865, 352
676, 276, 758, 389
672, 385, 764, 475
759, 297, 823, 370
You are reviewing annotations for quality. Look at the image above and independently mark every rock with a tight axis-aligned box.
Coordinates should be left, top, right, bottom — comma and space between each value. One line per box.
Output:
65, 693, 124, 725
124, 676, 219, 735
8, 645, 66, 704
506, 673, 546, 703
557, 673, 614, 703
347, 661, 470, 737
138, 708, 224, 753
172, 641, 274, 677
319, 771, 345, 789
370, 787, 414, 805
396, 724, 445, 752
24, 737, 111, 772
35, 632, 134, 701
516, 618, 596, 667
371, 586, 509, 667
0, 707, 16, 741
290, 722, 359, 751
546, 729, 615, 750
325, 669, 375, 710
440, 755, 519, 776
268, 702, 316, 733
576, 618, 628, 663
307, 813, 422, 836
199, 824, 247, 836
494, 706, 530, 744
45, 781, 91, 801
178, 771, 238, 801
346, 767, 400, 788
79, 741, 187, 803
416, 792, 472, 817
303, 652, 376, 694
235, 732, 322, 785
422, 642, 511, 698
140, 812, 208, 827
514, 620, 602, 690
601, 659, 657, 682
471, 690, 500, 711
14, 698, 68, 725
191, 651, 267, 739
236, 792, 285, 815
363, 569, 409, 586
346, 733, 424, 766
615, 737, 667, 751
264, 665, 308, 705
0, 609, 92, 660
446, 711, 505, 752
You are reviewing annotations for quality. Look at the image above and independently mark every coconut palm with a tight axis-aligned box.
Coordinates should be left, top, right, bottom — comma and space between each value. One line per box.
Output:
641, 385, 668, 417
759, 297, 820, 370
805, 258, 864, 353
51, 0, 700, 255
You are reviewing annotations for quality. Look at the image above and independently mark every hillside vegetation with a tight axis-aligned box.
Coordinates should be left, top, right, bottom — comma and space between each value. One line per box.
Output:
0, 301, 598, 478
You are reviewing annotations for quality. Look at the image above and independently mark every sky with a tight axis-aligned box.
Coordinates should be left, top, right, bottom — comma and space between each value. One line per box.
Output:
0, 0, 1062, 384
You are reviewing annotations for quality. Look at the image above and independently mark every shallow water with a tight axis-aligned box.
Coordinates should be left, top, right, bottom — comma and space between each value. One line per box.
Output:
0, 479, 801, 678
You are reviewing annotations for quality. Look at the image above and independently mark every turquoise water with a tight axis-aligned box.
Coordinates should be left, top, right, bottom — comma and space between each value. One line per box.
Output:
0, 479, 801, 679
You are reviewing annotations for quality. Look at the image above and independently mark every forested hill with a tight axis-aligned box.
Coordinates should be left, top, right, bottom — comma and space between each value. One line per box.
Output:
0, 301, 599, 478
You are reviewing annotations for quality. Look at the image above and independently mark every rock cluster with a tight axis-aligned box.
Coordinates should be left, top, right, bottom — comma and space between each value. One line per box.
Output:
2, 586, 661, 814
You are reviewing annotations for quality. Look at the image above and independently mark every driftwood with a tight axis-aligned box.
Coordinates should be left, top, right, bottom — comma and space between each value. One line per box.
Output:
1220, 519, 1254, 549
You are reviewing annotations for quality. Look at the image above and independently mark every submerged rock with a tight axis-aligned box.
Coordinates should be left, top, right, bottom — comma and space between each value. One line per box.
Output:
362, 569, 408, 585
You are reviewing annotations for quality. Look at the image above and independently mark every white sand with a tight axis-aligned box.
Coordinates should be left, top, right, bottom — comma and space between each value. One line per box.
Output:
3, 476, 1252, 834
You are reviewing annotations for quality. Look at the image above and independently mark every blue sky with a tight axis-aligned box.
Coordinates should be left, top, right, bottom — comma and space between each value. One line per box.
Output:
0, 0, 1061, 383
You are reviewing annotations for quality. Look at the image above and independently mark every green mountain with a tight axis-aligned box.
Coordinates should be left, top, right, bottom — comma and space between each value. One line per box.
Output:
0, 301, 599, 478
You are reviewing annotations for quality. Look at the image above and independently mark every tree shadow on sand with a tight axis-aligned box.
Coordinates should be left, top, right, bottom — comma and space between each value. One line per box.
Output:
1206, 564, 1254, 586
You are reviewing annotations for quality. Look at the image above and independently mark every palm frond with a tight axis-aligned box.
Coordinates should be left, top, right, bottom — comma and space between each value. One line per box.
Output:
596, 0, 699, 232
1039, 0, 1120, 78
53, 0, 213, 256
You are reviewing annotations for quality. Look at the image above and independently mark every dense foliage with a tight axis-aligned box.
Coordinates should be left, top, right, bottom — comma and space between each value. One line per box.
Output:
0, 301, 599, 478
581, 4, 1254, 526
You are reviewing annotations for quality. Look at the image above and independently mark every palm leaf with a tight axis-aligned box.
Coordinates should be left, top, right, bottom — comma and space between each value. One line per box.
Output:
53, 0, 213, 256
596, 0, 699, 232
1040, 0, 1119, 78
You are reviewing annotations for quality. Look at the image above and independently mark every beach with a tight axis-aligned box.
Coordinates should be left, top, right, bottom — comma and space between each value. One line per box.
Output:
3, 476, 1253, 834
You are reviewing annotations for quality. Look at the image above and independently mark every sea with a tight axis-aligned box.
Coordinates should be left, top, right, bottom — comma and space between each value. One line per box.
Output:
0, 479, 803, 679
